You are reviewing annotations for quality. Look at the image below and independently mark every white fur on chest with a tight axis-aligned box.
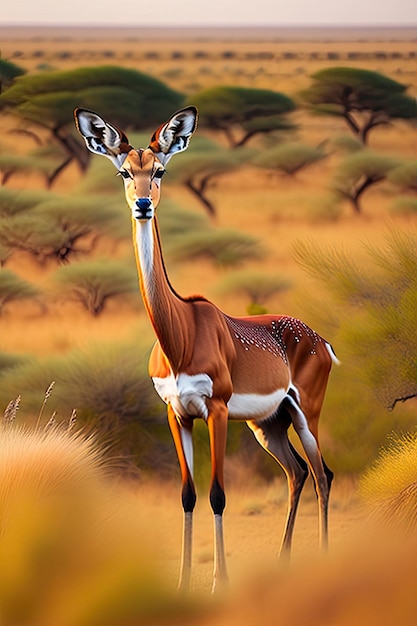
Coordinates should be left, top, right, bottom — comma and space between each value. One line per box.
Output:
153, 372, 213, 420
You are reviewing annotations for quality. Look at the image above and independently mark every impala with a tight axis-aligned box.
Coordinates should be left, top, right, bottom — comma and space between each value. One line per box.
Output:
74, 105, 337, 592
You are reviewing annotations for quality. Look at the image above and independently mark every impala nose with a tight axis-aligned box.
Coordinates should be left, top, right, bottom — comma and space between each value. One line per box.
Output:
134, 197, 153, 220
136, 198, 151, 210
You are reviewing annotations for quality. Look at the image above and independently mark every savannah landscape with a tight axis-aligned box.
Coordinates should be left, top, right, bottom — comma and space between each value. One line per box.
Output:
1, 25, 417, 624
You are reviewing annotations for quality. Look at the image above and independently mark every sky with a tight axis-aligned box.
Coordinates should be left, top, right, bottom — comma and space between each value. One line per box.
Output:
2, 0, 417, 27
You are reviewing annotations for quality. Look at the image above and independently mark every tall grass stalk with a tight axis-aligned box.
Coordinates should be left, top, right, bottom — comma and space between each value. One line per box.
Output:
34, 380, 55, 430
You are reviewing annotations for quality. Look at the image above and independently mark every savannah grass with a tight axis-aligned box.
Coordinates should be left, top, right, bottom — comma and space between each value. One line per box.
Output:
0, 392, 189, 626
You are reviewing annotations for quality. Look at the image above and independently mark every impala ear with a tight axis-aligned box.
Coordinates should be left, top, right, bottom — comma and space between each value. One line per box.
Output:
74, 108, 132, 168
148, 106, 198, 165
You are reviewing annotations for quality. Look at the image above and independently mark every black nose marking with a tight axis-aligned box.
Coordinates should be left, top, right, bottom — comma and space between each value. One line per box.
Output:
136, 198, 151, 210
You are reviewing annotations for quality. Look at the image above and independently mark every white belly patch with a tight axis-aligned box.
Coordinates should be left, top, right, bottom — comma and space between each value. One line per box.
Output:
152, 372, 213, 420
227, 388, 287, 421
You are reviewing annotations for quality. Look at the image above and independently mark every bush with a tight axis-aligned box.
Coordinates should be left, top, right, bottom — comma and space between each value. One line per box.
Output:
388, 159, 417, 193
168, 229, 264, 267
295, 230, 417, 409
216, 270, 291, 313
252, 142, 327, 177
0, 269, 41, 314
359, 432, 417, 532
360, 431, 417, 503
332, 150, 398, 213
51, 260, 139, 315
389, 197, 417, 215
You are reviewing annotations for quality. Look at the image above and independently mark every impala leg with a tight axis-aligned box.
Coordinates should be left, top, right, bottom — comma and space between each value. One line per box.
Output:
167, 405, 196, 592
207, 399, 229, 593
284, 395, 330, 550
247, 415, 308, 557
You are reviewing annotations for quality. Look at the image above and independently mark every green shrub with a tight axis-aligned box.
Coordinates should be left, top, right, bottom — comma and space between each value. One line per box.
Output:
0, 269, 41, 314
51, 260, 139, 315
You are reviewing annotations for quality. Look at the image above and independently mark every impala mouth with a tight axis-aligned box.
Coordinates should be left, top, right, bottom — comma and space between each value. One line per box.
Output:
134, 198, 154, 220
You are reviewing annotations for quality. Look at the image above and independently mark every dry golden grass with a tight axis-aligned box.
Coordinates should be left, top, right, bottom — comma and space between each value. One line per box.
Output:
0, 411, 413, 624
0, 418, 187, 625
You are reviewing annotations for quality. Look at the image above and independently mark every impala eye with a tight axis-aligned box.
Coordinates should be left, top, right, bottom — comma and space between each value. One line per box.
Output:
153, 168, 165, 179
118, 169, 132, 179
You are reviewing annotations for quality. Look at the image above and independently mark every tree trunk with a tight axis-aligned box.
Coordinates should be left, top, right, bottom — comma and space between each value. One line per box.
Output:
47, 155, 73, 188
185, 179, 217, 217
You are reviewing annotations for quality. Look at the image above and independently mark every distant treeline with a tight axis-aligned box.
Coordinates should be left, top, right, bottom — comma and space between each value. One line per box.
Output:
9, 48, 417, 62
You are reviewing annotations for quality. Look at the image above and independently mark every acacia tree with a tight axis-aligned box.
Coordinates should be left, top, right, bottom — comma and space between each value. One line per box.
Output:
252, 141, 327, 177
0, 269, 40, 314
0, 59, 25, 94
388, 160, 417, 194
216, 270, 291, 315
0, 193, 123, 264
0, 66, 184, 183
166, 137, 250, 216
52, 260, 139, 316
0, 146, 66, 187
301, 67, 417, 145
191, 86, 296, 148
332, 150, 398, 213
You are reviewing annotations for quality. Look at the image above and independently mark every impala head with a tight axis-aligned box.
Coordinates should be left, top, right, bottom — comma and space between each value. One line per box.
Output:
74, 106, 198, 221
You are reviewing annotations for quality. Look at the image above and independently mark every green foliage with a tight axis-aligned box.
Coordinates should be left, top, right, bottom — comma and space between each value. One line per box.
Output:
332, 150, 398, 213
34, 195, 124, 236
157, 200, 209, 239
295, 229, 417, 410
252, 141, 327, 176
73, 156, 126, 196
0, 188, 128, 263
0, 213, 84, 264
0, 59, 25, 93
0, 66, 184, 181
388, 160, 417, 193
330, 133, 364, 154
0, 351, 27, 374
168, 229, 264, 267
0, 188, 54, 217
0, 358, 61, 418
216, 269, 291, 313
57, 341, 158, 423
0, 269, 40, 314
390, 197, 417, 215
155, 199, 263, 267
301, 67, 417, 144
0, 153, 57, 185
0, 341, 175, 474
167, 139, 251, 215
51, 260, 139, 315
191, 85, 296, 147
0, 66, 184, 131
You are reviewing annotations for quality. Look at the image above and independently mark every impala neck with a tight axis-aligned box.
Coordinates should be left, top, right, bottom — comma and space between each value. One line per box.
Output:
132, 216, 190, 370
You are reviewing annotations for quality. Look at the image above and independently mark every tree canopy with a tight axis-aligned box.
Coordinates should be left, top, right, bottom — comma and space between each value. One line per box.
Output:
0, 66, 184, 180
300, 67, 417, 144
252, 141, 327, 177
191, 86, 296, 147
332, 150, 398, 213
166, 137, 251, 215
0, 66, 184, 131
0, 59, 25, 94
